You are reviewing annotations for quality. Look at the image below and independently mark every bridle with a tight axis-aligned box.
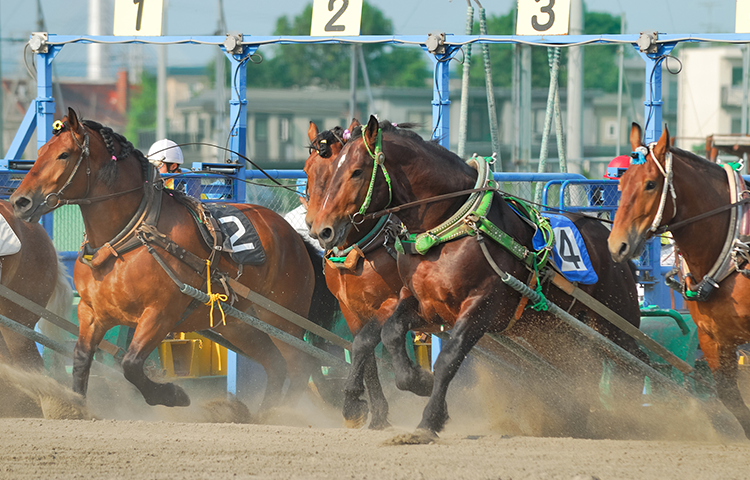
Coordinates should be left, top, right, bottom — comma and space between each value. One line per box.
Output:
636, 143, 677, 233
44, 124, 144, 208
350, 127, 392, 225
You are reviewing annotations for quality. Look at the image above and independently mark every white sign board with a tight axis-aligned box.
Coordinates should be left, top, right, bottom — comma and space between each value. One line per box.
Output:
516, 0, 571, 36
737, 0, 750, 33
311, 0, 363, 37
114, 0, 164, 36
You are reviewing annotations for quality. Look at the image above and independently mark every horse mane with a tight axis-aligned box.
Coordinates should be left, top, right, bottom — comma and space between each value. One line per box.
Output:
669, 146, 725, 177
352, 120, 465, 165
81, 119, 150, 187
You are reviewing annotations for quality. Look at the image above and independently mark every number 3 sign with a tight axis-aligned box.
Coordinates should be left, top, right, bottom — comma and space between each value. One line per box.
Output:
311, 0, 363, 37
516, 0, 571, 36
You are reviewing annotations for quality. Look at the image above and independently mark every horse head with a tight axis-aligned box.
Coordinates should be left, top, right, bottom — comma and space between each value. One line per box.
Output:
608, 122, 672, 262
310, 115, 391, 251
11, 107, 145, 223
303, 118, 360, 231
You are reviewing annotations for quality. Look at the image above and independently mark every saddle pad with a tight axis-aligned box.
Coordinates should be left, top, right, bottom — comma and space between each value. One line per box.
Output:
540, 213, 598, 285
203, 203, 266, 265
0, 215, 21, 257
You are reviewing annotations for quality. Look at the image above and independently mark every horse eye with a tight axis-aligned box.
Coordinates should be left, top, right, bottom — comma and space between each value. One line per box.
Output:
645, 180, 656, 191
57, 152, 70, 161
351, 169, 363, 178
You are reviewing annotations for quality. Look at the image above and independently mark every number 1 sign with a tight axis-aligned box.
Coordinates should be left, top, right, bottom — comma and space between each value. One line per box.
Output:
114, 0, 164, 36
516, 0, 571, 36
311, 0, 363, 37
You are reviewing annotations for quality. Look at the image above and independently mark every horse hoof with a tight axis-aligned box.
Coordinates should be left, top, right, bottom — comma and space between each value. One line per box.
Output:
146, 383, 191, 407
343, 398, 369, 429
368, 417, 391, 430
383, 428, 437, 445
410, 370, 434, 397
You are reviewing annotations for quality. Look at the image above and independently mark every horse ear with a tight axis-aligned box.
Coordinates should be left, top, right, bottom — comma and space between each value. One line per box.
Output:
629, 123, 642, 151
308, 122, 319, 142
364, 115, 378, 152
348, 118, 361, 132
67, 107, 81, 130
653, 124, 670, 159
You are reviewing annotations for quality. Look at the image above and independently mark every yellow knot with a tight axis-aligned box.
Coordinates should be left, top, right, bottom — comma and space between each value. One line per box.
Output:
52, 120, 64, 133
205, 259, 228, 327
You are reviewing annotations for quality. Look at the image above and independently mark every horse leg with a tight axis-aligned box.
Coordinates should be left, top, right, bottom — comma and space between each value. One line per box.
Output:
214, 322, 288, 413
381, 292, 433, 397
119, 314, 190, 407
415, 296, 491, 437
72, 302, 107, 397
342, 319, 389, 429
701, 333, 750, 439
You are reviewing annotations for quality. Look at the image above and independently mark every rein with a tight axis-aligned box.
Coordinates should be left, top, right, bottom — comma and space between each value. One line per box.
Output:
655, 197, 750, 234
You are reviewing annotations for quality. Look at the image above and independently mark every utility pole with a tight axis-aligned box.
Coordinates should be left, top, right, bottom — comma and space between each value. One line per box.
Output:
156, 2, 168, 141
566, 0, 584, 173
215, 0, 227, 162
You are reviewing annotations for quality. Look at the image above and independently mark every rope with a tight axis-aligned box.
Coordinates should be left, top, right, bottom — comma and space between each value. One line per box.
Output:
205, 259, 228, 327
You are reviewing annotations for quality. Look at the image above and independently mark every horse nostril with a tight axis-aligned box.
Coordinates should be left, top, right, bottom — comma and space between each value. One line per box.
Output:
319, 227, 333, 242
13, 196, 31, 211
617, 242, 628, 257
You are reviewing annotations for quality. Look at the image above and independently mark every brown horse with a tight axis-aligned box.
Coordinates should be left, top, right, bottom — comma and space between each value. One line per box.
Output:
0, 201, 72, 371
609, 123, 750, 439
304, 120, 399, 429
310, 116, 647, 440
10, 108, 337, 411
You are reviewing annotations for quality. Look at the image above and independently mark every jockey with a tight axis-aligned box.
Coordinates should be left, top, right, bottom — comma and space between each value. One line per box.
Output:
147, 139, 184, 191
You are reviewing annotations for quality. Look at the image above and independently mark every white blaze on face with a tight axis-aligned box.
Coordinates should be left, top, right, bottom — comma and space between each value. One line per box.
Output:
336, 153, 347, 171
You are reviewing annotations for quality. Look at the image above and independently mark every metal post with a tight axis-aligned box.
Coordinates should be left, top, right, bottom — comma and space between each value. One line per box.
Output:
742, 45, 749, 136
349, 44, 357, 121
616, 15, 625, 156
357, 45, 374, 115
566, 0, 584, 173
224, 45, 256, 203
423, 45, 460, 149
477, 4, 502, 171
636, 43, 676, 145
35, 46, 58, 151
520, 45, 532, 167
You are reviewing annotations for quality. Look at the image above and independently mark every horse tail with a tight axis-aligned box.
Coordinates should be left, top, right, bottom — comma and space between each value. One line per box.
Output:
300, 237, 340, 332
45, 253, 74, 322
38, 253, 75, 383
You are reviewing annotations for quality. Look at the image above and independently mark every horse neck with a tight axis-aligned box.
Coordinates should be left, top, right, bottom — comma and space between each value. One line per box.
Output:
78, 159, 147, 249
669, 155, 732, 278
388, 141, 477, 232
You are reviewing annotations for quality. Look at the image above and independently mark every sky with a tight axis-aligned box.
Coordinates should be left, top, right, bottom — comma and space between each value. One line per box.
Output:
0, 0, 738, 76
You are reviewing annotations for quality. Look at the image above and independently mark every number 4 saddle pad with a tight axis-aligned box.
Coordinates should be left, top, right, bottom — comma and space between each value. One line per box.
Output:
203, 203, 267, 266
534, 213, 598, 285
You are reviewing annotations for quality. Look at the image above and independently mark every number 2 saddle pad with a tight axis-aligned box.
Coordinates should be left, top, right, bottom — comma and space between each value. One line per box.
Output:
534, 213, 598, 285
203, 203, 267, 266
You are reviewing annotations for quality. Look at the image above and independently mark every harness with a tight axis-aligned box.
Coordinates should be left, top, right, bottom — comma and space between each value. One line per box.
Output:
665, 163, 750, 301
325, 213, 401, 270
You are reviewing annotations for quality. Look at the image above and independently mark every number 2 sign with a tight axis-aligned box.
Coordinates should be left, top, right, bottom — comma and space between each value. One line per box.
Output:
311, 0, 363, 37
113, 0, 164, 36
516, 0, 571, 36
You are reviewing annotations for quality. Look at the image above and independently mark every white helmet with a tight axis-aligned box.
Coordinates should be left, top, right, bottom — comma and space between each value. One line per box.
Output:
147, 139, 184, 165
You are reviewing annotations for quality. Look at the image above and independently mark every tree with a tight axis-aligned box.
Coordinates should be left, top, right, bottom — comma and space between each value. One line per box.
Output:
246, 2, 429, 88
124, 72, 157, 148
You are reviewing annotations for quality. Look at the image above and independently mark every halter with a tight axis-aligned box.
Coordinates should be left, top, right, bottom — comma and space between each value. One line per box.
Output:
643, 143, 678, 233
44, 127, 91, 208
44, 125, 144, 208
356, 127, 392, 218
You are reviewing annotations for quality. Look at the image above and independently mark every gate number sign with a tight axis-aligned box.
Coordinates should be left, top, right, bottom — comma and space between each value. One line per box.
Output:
516, 0, 571, 36
113, 0, 164, 36
311, 0, 363, 37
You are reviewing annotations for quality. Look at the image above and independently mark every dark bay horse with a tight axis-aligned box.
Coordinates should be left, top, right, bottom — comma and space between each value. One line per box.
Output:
10, 108, 336, 411
609, 123, 750, 438
310, 116, 646, 440
305, 120, 399, 429
0, 201, 72, 371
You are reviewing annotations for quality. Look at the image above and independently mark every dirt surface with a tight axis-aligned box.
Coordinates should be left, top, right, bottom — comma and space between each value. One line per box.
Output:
1, 361, 750, 479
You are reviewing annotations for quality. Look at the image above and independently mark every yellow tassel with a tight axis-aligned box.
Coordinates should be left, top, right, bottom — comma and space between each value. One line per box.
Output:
205, 259, 228, 327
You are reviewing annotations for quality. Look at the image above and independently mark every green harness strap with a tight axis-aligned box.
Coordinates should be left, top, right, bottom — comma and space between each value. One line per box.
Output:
326, 215, 389, 263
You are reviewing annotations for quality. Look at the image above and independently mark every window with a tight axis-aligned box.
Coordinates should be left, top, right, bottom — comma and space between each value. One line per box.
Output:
733, 66, 744, 87
604, 120, 618, 141
732, 117, 742, 134
255, 115, 268, 142
279, 116, 293, 143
